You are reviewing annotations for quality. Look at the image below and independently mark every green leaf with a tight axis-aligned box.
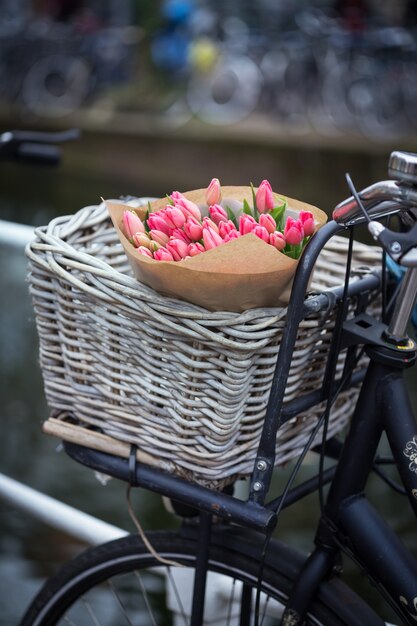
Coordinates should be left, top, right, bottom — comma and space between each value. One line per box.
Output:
243, 199, 253, 217
271, 204, 285, 228
250, 182, 258, 217
166, 194, 174, 205
225, 205, 238, 228
271, 199, 287, 231
144, 204, 152, 232
286, 243, 302, 260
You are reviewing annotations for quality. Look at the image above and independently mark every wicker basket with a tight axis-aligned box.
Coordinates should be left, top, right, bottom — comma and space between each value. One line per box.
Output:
27, 201, 382, 487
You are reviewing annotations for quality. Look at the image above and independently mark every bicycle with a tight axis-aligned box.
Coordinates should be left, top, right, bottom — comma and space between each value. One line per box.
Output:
19, 150, 417, 625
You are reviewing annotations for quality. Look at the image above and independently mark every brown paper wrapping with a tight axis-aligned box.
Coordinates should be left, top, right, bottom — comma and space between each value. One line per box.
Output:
105, 186, 327, 312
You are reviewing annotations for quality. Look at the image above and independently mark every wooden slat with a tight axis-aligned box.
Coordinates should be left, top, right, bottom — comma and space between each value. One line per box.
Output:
42, 417, 175, 472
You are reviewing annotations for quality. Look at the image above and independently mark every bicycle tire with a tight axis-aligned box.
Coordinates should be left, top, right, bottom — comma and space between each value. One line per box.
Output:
20, 528, 382, 626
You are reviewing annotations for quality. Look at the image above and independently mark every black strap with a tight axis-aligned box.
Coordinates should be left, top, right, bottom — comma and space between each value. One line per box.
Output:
129, 444, 138, 487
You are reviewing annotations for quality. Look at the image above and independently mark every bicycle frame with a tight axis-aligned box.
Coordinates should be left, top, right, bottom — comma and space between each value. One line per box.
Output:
274, 228, 417, 625
62, 218, 417, 625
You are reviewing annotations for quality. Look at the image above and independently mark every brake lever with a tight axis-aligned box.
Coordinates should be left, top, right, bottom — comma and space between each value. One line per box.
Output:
368, 219, 417, 266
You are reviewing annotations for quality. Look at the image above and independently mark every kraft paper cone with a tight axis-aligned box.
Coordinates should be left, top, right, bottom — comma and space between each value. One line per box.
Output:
105, 186, 327, 312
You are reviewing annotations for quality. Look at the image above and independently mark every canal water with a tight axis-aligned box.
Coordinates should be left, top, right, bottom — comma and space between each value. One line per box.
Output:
1, 128, 416, 624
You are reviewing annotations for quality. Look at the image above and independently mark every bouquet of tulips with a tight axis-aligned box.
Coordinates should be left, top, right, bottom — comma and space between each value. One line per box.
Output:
106, 180, 327, 311
122, 179, 315, 263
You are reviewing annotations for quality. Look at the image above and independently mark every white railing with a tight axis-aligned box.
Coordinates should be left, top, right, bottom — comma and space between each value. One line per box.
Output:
0, 219, 128, 545
0, 473, 127, 544
0, 219, 34, 247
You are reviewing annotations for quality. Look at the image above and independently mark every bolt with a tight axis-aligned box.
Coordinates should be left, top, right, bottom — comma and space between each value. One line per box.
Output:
390, 241, 402, 254
256, 460, 267, 471
253, 481, 263, 492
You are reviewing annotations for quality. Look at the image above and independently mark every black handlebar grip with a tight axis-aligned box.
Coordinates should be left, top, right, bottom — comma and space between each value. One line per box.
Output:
16, 142, 61, 166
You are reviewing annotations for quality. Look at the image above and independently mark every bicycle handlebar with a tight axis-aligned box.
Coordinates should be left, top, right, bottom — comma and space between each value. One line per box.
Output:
332, 180, 417, 226
0, 128, 80, 166
333, 151, 417, 268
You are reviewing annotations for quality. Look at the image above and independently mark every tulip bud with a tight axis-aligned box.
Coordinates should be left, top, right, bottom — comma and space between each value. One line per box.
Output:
148, 240, 161, 253
239, 214, 257, 235
284, 217, 305, 246
253, 225, 270, 243
184, 216, 203, 241
149, 229, 170, 246
223, 230, 240, 243
202, 216, 219, 234
269, 231, 286, 251
188, 242, 205, 256
259, 213, 276, 234
256, 180, 274, 213
123, 210, 145, 240
205, 178, 221, 206
209, 203, 228, 226
132, 232, 151, 248
171, 227, 192, 244
136, 245, 153, 258
299, 211, 315, 237
218, 219, 238, 239
154, 248, 175, 261
202, 226, 224, 250
171, 192, 202, 221
164, 206, 186, 230
166, 238, 189, 261
147, 212, 171, 236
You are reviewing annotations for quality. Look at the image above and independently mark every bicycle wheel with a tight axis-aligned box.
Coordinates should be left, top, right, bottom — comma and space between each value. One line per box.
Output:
20, 528, 380, 625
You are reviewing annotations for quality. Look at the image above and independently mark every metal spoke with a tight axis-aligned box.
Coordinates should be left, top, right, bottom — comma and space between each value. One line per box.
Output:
133, 570, 158, 626
226, 578, 237, 626
165, 566, 189, 626
108, 580, 135, 626
81, 597, 102, 626
260, 594, 270, 626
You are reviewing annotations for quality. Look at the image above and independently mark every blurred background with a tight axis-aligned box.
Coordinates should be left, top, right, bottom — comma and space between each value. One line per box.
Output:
1, 1, 417, 624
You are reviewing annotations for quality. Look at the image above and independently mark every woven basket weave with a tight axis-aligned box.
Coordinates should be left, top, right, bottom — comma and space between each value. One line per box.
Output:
27, 201, 381, 487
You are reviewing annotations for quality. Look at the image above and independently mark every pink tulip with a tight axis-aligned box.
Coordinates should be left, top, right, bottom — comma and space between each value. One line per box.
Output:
184, 216, 203, 241
253, 225, 270, 243
239, 214, 257, 235
223, 230, 241, 243
259, 213, 277, 234
123, 210, 145, 239
136, 246, 153, 258
256, 180, 274, 213
147, 212, 171, 236
171, 192, 202, 221
166, 238, 189, 261
132, 232, 151, 248
188, 242, 205, 256
284, 217, 305, 245
205, 178, 222, 206
202, 216, 219, 234
202, 226, 224, 250
218, 219, 238, 239
154, 248, 175, 261
209, 203, 228, 226
171, 227, 192, 244
148, 240, 161, 253
164, 206, 186, 229
270, 231, 286, 251
299, 211, 315, 237
149, 229, 170, 246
